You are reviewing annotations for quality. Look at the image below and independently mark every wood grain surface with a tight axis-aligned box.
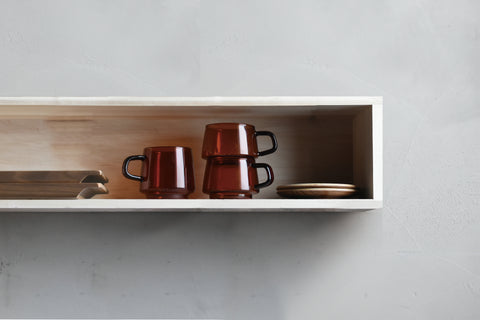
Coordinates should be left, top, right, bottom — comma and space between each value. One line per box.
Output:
0, 183, 108, 199
0, 170, 108, 183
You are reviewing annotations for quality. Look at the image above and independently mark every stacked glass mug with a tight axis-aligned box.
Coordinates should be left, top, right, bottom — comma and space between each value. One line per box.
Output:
202, 123, 277, 199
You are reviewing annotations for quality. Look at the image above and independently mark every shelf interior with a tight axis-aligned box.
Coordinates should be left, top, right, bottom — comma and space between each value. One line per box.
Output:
0, 104, 373, 200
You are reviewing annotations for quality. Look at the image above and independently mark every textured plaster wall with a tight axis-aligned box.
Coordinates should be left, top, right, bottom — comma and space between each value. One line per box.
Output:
0, 0, 479, 319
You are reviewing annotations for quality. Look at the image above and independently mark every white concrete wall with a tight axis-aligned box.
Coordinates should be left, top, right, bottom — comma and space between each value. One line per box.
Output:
0, 0, 479, 319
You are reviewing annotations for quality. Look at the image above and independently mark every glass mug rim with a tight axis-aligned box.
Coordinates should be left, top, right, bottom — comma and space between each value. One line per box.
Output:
143, 146, 191, 151
202, 122, 277, 158
205, 122, 254, 128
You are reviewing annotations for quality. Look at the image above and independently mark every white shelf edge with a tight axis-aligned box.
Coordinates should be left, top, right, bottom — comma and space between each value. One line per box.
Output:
0, 199, 381, 213
0, 96, 383, 106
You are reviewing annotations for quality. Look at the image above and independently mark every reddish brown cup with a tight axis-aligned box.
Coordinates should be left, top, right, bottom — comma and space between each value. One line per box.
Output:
202, 123, 278, 158
122, 146, 195, 199
203, 156, 274, 199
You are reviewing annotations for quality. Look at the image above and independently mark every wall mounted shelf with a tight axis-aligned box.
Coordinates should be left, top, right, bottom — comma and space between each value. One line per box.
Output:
0, 96, 383, 212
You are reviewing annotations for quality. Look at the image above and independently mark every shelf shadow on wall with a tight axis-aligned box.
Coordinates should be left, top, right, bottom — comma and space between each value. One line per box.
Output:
0, 210, 380, 318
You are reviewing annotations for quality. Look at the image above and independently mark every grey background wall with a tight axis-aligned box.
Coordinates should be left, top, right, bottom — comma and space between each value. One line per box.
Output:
0, 0, 479, 319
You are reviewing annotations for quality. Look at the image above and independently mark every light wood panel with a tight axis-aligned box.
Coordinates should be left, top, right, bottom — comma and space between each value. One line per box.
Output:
353, 106, 373, 198
0, 183, 107, 199
0, 115, 357, 199
0, 170, 107, 183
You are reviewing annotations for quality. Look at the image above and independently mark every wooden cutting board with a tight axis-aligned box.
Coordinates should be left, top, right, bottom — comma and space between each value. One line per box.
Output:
0, 183, 108, 199
0, 170, 108, 184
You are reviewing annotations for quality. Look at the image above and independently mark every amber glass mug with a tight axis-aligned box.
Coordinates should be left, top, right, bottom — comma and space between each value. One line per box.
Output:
122, 146, 195, 199
203, 156, 274, 199
202, 123, 278, 158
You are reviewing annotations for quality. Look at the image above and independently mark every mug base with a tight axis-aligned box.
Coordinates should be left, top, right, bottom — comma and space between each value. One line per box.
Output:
145, 193, 188, 199
208, 193, 253, 199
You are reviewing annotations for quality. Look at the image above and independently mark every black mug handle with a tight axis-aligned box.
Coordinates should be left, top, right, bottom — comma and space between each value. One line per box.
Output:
122, 155, 146, 181
255, 131, 278, 156
253, 163, 274, 189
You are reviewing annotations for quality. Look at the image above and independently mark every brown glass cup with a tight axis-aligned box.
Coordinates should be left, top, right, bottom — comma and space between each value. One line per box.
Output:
122, 146, 195, 199
202, 123, 278, 158
203, 156, 274, 199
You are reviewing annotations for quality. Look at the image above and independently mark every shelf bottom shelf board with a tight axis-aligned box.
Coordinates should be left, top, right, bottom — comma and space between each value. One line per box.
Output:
0, 199, 382, 212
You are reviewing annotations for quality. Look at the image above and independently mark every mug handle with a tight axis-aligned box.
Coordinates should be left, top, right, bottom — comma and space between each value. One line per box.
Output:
122, 155, 146, 181
253, 163, 274, 189
255, 131, 278, 156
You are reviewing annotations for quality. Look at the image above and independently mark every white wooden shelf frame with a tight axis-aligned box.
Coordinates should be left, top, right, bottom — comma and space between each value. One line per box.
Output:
0, 96, 383, 212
